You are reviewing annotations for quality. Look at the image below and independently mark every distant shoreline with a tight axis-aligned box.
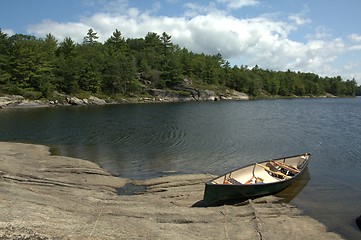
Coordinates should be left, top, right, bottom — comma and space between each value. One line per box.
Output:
0, 92, 346, 110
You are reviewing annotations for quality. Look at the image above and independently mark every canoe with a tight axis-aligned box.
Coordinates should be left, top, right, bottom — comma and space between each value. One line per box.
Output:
203, 153, 311, 206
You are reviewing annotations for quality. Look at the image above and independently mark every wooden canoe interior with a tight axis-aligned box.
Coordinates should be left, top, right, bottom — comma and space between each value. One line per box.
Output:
211, 154, 309, 185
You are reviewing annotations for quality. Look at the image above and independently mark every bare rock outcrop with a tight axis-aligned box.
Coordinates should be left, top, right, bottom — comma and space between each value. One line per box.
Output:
0, 95, 49, 108
0, 142, 342, 239
66, 96, 107, 105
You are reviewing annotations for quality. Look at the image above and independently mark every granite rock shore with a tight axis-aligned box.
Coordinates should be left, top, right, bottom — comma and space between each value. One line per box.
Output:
0, 89, 249, 109
0, 142, 343, 239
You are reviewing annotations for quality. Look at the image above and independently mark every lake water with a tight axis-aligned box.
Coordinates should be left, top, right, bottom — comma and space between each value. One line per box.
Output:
1, 98, 361, 239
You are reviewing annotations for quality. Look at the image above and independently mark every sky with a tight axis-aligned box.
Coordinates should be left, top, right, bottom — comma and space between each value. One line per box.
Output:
1, 0, 361, 84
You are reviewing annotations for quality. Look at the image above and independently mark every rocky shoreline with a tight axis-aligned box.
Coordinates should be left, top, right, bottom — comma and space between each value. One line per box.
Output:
0, 94, 109, 109
0, 87, 249, 109
0, 142, 343, 239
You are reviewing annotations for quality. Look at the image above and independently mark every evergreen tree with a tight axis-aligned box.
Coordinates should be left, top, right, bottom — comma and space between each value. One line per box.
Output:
102, 53, 135, 94
76, 43, 104, 93
344, 79, 357, 96
8, 34, 45, 97
57, 37, 76, 58
56, 37, 79, 94
160, 32, 173, 56
0, 29, 11, 87
105, 29, 128, 55
83, 28, 99, 45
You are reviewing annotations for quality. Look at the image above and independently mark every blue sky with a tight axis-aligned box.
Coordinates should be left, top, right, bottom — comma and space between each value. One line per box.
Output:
1, 0, 361, 84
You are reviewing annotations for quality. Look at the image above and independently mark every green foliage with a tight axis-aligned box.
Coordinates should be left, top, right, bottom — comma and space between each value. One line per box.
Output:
0, 30, 11, 85
75, 91, 91, 100
21, 89, 43, 100
57, 37, 76, 58
356, 85, 361, 96
0, 28, 358, 99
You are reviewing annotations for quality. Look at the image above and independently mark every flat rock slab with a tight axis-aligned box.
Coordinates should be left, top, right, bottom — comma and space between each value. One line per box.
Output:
0, 142, 343, 239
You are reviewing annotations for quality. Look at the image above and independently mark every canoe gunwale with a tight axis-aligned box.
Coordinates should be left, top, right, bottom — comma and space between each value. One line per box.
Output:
205, 152, 310, 186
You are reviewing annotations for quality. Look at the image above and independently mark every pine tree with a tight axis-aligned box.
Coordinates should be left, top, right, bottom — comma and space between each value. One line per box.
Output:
0, 29, 11, 86
83, 28, 99, 45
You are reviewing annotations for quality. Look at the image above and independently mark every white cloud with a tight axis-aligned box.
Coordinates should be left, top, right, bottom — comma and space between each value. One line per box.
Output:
215, 0, 259, 9
184, 2, 225, 17
288, 14, 311, 26
344, 60, 361, 71
26, 2, 360, 84
348, 33, 361, 42
184, 0, 259, 17
2, 28, 15, 36
347, 34, 361, 51
184, 2, 205, 17
83, 0, 129, 13
341, 61, 361, 82
288, 5, 311, 26
28, 20, 90, 42
152, 1, 162, 13
348, 45, 361, 51
306, 26, 333, 41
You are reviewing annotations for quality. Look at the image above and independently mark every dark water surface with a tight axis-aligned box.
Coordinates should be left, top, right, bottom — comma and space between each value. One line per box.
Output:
1, 98, 361, 239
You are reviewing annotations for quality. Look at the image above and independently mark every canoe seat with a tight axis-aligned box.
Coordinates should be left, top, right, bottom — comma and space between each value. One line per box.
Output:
223, 178, 242, 185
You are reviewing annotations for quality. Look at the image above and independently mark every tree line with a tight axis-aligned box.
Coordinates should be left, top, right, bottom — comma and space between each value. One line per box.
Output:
0, 28, 358, 100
